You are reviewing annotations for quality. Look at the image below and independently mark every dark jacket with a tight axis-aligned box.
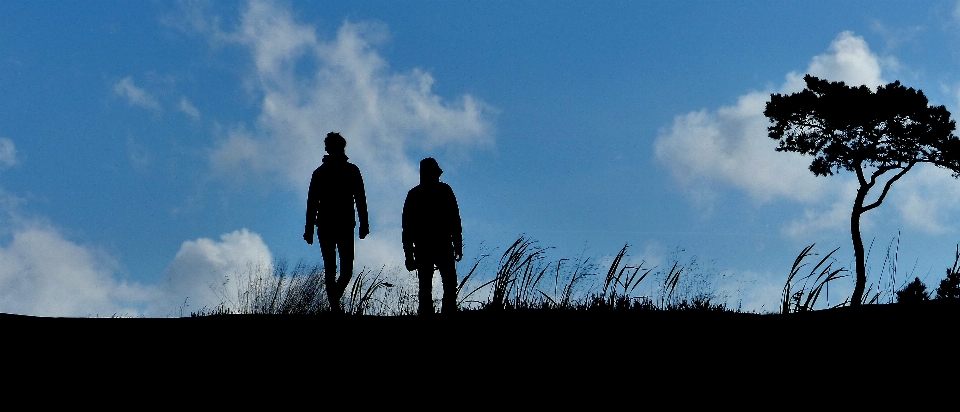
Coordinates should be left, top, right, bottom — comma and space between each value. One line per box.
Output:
305, 154, 368, 231
402, 181, 462, 258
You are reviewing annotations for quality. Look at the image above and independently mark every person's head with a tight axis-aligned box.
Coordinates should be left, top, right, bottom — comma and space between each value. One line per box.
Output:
325, 132, 346, 154
419, 157, 442, 182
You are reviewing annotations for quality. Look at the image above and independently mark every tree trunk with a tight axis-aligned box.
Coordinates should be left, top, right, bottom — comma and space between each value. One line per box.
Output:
850, 188, 868, 306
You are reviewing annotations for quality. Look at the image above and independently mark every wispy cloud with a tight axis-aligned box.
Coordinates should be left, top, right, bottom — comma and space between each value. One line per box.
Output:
197, 0, 494, 268
113, 76, 162, 112
179, 97, 201, 119
0, 138, 16, 169
206, 1, 493, 192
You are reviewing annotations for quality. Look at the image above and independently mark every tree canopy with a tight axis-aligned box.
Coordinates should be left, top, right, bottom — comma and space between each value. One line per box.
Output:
766, 75, 960, 180
765, 75, 960, 306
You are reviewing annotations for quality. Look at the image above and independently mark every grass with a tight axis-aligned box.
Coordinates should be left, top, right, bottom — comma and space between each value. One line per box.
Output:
780, 244, 847, 314
199, 235, 960, 317
193, 260, 415, 316
194, 235, 737, 317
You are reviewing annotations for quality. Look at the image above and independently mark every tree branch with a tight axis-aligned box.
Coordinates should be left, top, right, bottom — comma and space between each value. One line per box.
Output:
868, 166, 894, 187
862, 162, 915, 212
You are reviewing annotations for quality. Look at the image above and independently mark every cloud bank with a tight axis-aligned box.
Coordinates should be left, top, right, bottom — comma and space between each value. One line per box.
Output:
0, 135, 270, 316
150, 228, 272, 316
0, 222, 147, 317
0, 221, 272, 317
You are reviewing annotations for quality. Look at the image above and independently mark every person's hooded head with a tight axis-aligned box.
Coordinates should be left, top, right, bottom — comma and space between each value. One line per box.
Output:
419, 157, 442, 182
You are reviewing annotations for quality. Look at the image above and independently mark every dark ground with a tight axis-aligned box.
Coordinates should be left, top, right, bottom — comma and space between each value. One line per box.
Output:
5, 301, 953, 388
6, 300, 955, 348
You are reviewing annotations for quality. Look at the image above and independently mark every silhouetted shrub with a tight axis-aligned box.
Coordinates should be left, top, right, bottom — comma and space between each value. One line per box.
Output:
935, 246, 960, 300
896, 277, 930, 304
935, 271, 960, 300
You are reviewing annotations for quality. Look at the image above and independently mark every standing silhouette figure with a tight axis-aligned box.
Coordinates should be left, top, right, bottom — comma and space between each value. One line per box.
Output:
304, 132, 369, 313
402, 157, 463, 315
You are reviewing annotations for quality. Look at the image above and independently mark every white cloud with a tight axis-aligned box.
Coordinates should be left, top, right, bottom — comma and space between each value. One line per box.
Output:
655, 31, 917, 238
179, 97, 201, 119
353, 227, 405, 271
655, 91, 825, 204
0, 140, 151, 317
781, 31, 885, 93
0, 138, 16, 169
203, 0, 493, 268
658, 30, 960, 237
893, 165, 960, 234
210, 128, 265, 177
718, 266, 854, 314
0, 211, 272, 316
782, 180, 862, 239
150, 228, 272, 316
0, 223, 149, 317
113, 76, 162, 112
208, 0, 492, 193
715, 269, 783, 313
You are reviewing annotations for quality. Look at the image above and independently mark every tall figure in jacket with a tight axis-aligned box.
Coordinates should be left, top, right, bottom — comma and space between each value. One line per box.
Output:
304, 132, 369, 313
402, 157, 463, 315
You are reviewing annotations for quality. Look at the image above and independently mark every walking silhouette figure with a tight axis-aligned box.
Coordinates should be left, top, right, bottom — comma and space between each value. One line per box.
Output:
304, 132, 369, 313
402, 157, 463, 315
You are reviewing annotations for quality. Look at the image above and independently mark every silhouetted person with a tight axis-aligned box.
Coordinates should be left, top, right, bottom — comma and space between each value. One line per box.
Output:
304, 132, 369, 313
402, 157, 463, 315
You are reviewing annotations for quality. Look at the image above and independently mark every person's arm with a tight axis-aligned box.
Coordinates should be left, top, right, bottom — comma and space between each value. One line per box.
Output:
354, 166, 369, 239
401, 190, 416, 271
448, 185, 463, 262
304, 170, 319, 245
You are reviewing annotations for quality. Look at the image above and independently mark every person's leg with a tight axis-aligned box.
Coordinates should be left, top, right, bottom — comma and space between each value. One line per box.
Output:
417, 261, 436, 316
318, 232, 342, 312
437, 259, 458, 314
335, 227, 355, 300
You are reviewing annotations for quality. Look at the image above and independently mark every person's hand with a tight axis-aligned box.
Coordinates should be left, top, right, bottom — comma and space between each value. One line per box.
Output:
455, 246, 463, 262
405, 256, 416, 272
359, 224, 370, 239
303, 231, 313, 245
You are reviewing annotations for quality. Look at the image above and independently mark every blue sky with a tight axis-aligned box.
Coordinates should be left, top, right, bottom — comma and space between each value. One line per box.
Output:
3, 0, 960, 316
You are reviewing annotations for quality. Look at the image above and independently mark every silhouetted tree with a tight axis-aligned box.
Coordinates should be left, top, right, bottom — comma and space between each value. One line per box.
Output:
765, 75, 960, 306
896, 277, 930, 304
935, 247, 960, 299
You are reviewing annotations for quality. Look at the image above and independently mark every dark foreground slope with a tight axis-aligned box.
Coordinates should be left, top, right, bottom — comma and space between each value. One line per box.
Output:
4, 300, 955, 383
7, 307, 944, 403
6, 300, 956, 350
